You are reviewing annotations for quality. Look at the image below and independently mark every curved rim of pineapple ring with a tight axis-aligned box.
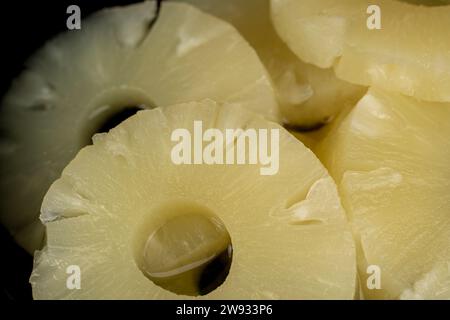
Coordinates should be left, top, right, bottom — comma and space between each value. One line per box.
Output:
32, 101, 357, 299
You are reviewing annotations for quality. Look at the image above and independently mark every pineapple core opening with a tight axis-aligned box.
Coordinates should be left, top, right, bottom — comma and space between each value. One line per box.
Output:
82, 88, 156, 147
134, 203, 232, 296
95, 106, 144, 135
84, 105, 145, 146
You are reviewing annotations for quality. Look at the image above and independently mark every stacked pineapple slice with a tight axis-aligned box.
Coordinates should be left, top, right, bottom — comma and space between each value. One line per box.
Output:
0, 1, 279, 253
30, 101, 357, 299
271, 0, 450, 102
317, 89, 450, 299
271, 0, 450, 299
178, 0, 366, 128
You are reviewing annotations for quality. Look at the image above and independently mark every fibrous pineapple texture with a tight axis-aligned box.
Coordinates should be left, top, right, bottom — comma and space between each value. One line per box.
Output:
0, 1, 279, 253
271, 0, 450, 102
317, 88, 450, 299
178, 0, 365, 128
30, 101, 357, 299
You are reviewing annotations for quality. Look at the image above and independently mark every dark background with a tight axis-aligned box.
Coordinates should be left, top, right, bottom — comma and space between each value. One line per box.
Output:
0, 0, 160, 301
0, 0, 150, 100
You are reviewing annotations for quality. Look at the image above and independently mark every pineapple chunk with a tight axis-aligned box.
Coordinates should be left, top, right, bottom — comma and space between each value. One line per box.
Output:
30, 100, 357, 299
0, 1, 279, 253
271, 0, 450, 102
317, 88, 450, 299
177, 0, 365, 127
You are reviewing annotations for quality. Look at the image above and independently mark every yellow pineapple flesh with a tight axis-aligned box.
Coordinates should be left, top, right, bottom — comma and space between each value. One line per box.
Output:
317, 88, 450, 299
0, 1, 279, 253
271, 0, 450, 102
178, 0, 365, 128
30, 100, 357, 299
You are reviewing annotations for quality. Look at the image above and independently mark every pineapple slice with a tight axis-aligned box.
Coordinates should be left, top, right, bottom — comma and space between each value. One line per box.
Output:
177, 0, 365, 128
271, 0, 450, 102
0, 1, 279, 253
30, 100, 357, 299
317, 88, 450, 299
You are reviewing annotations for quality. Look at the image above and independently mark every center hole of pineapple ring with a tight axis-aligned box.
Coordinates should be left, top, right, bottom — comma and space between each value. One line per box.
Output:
133, 202, 233, 297
81, 88, 155, 147
83, 105, 145, 147
98, 105, 144, 133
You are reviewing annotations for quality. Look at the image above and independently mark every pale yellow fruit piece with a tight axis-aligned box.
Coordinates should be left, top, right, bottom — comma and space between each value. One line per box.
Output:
178, 0, 365, 128
30, 100, 356, 299
317, 88, 450, 299
0, 1, 279, 253
271, 0, 450, 102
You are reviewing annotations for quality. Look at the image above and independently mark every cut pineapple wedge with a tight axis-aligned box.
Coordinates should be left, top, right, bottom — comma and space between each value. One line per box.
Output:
30, 100, 357, 299
0, 1, 279, 253
271, 0, 450, 102
317, 88, 450, 299
178, 0, 365, 127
